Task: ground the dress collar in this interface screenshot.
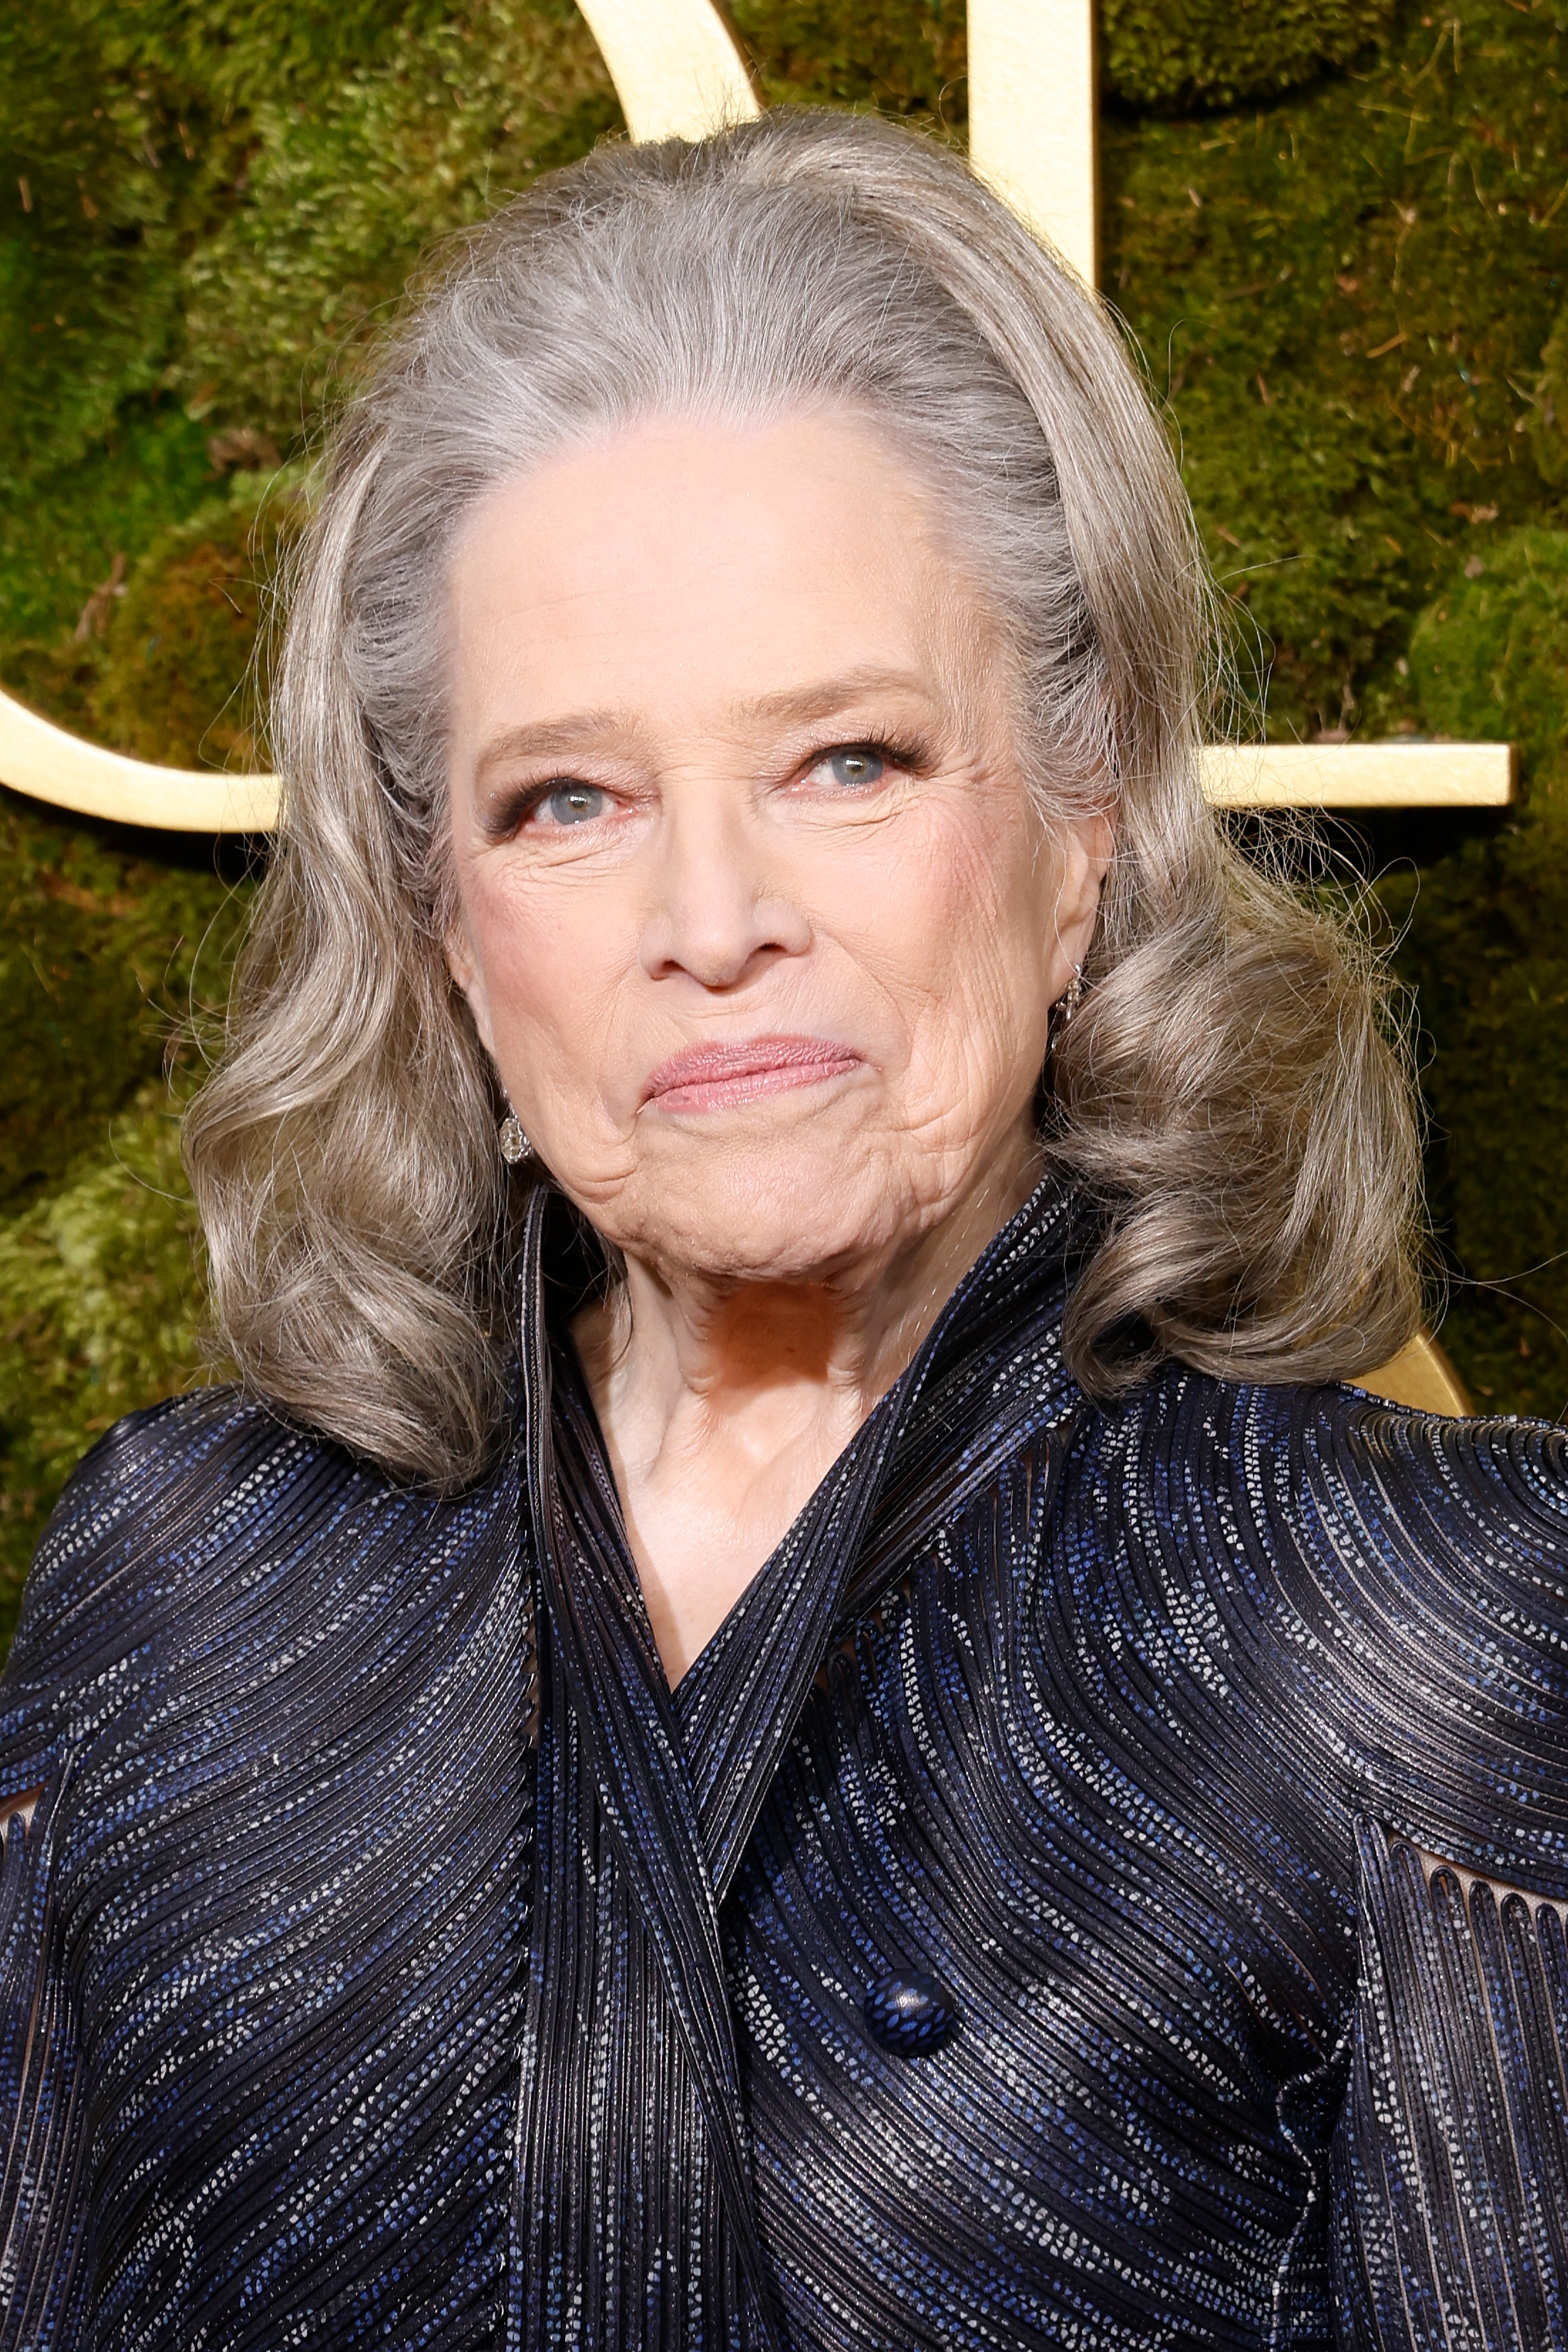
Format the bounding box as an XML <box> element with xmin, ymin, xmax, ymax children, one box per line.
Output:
<box><xmin>525</xmin><ymin>1160</ymin><xmax>1084</xmax><ymax>1849</ymax></box>
<box><xmin>512</xmin><ymin>1167</ymin><xmax>1083</xmax><ymax>2349</ymax></box>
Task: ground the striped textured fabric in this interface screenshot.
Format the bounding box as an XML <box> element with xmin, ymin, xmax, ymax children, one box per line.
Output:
<box><xmin>0</xmin><ymin>1176</ymin><xmax>1565</xmax><ymax>2347</ymax></box>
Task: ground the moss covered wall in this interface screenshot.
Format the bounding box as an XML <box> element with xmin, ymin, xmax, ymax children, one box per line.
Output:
<box><xmin>2</xmin><ymin>0</ymin><xmax>1565</xmax><ymax>1648</ymax></box>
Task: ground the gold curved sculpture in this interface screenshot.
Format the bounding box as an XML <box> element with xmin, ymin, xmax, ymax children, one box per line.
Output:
<box><xmin>0</xmin><ymin>689</ymin><xmax>280</xmax><ymax>832</ymax></box>
<box><xmin>574</xmin><ymin>0</ymin><xmax>758</xmax><ymax>142</ymax></box>
<box><xmin>1352</xmin><ymin>1330</ymin><xmax>1472</xmax><ymax>1417</ymax></box>
<box><xmin>0</xmin><ymin>0</ymin><xmax>1517</xmax><ymax>835</ymax></box>
<box><xmin>967</xmin><ymin>0</ymin><xmax>1096</xmax><ymax>280</ymax></box>
<box><xmin>0</xmin><ymin>706</ymin><xmax>1516</xmax><ymax>840</ymax></box>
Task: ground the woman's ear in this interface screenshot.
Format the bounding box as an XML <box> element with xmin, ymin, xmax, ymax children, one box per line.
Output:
<box><xmin>445</xmin><ymin>922</ymin><xmax>498</xmax><ymax>1056</ymax></box>
<box><xmin>1053</xmin><ymin>807</ymin><xmax>1115</xmax><ymax>975</ymax></box>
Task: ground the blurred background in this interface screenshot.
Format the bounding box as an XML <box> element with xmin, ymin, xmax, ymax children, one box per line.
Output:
<box><xmin>2</xmin><ymin>0</ymin><xmax>1566</xmax><ymax>1645</ymax></box>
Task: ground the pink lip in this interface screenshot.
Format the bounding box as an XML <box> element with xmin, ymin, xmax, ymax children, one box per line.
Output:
<box><xmin>641</xmin><ymin>1034</ymin><xmax>862</xmax><ymax>1114</ymax></box>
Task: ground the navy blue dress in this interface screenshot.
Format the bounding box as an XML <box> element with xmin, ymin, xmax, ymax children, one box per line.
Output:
<box><xmin>0</xmin><ymin>1179</ymin><xmax>1564</xmax><ymax>2348</ymax></box>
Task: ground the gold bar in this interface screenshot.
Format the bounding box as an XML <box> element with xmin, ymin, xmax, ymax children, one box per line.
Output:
<box><xmin>0</xmin><ymin>681</ymin><xmax>1520</xmax><ymax>837</ymax></box>
<box><xmin>967</xmin><ymin>0</ymin><xmax>1098</xmax><ymax>282</ymax></box>
<box><xmin>574</xmin><ymin>0</ymin><xmax>758</xmax><ymax>145</ymax></box>
<box><xmin>1201</xmin><ymin>742</ymin><xmax>1517</xmax><ymax>810</ymax></box>
<box><xmin>0</xmin><ymin>687</ymin><xmax>279</xmax><ymax>833</ymax></box>
<box><xmin>1350</xmin><ymin>1330</ymin><xmax>1473</xmax><ymax>1417</ymax></box>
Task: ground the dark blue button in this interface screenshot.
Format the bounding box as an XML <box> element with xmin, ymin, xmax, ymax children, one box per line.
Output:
<box><xmin>863</xmin><ymin>1969</ymin><xmax>959</xmax><ymax>2055</ymax></box>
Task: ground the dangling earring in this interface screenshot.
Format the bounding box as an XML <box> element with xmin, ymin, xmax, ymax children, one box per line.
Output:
<box><xmin>1058</xmin><ymin>963</ymin><xmax>1084</xmax><ymax>1024</ymax></box>
<box><xmin>498</xmin><ymin>1110</ymin><xmax>533</xmax><ymax>1165</ymax></box>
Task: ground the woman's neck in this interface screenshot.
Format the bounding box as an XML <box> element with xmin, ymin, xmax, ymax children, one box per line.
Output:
<box><xmin>572</xmin><ymin>1137</ymin><xmax>1041</xmax><ymax>1686</ymax></box>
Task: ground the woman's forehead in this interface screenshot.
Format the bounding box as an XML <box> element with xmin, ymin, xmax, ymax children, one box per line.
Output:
<box><xmin>445</xmin><ymin>414</ymin><xmax>984</xmax><ymax>745</ymax></box>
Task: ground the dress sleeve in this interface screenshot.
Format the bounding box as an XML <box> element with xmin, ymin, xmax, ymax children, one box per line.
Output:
<box><xmin>0</xmin><ymin>1783</ymin><xmax>91</xmax><ymax>2346</ymax></box>
<box><xmin>1312</xmin><ymin>1409</ymin><xmax>1568</xmax><ymax>2348</ymax></box>
<box><xmin>0</xmin><ymin>1392</ymin><xmax>256</xmax><ymax>2348</ymax></box>
<box><xmin>1332</xmin><ymin>1820</ymin><xmax>1568</xmax><ymax>2348</ymax></box>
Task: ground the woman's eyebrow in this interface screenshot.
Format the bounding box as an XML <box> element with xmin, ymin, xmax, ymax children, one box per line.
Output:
<box><xmin>734</xmin><ymin>667</ymin><xmax>935</xmax><ymax>730</ymax></box>
<box><xmin>472</xmin><ymin>671</ymin><xmax>936</xmax><ymax>785</ymax></box>
<box><xmin>473</xmin><ymin>712</ymin><xmax>625</xmax><ymax>782</ymax></box>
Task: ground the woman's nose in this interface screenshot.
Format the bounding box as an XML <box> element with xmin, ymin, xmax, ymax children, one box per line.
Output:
<box><xmin>636</xmin><ymin>791</ymin><xmax>811</xmax><ymax>989</ymax></box>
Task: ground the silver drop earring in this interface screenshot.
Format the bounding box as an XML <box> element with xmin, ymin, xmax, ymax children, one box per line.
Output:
<box><xmin>498</xmin><ymin>1111</ymin><xmax>533</xmax><ymax>1165</ymax></box>
<box><xmin>1059</xmin><ymin>963</ymin><xmax>1084</xmax><ymax>1024</ymax></box>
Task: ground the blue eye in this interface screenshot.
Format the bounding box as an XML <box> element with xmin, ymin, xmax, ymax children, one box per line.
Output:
<box><xmin>547</xmin><ymin>783</ymin><xmax>604</xmax><ymax>825</ymax></box>
<box><xmin>828</xmin><ymin>747</ymin><xmax>885</xmax><ymax>789</ymax></box>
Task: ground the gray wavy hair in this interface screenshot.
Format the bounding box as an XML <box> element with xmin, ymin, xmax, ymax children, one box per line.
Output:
<box><xmin>184</xmin><ymin>107</ymin><xmax>1421</xmax><ymax>1486</ymax></box>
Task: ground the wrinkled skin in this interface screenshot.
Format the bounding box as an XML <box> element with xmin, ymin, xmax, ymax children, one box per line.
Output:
<box><xmin>446</xmin><ymin>414</ymin><xmax>1108</xmax><ymax>1676</ymax></box>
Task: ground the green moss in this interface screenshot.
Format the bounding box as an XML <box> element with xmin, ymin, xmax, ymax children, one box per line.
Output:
<box><xmin>0</xmin><ymin>789</ymin><xmax>246</xmax><ymax>1212</ymax></box>
<box><xmin>1376</xmin><ymin>532</ymin><xmax>1568</xmax><ymax>1410</ymax></box>
<box><xmin>1528</xmin><ymin>293</ymin><xmax>1568</xmax><ymax>486</ymax></box>
<box><xmin>728</xmin><ymin>1</ymin><xmax>966</xmax><ymax>124</ymax></box>
<box><xmin>1103</xmin><ymin>0</ymin><xmax>1568</xmax><ymax>746</ymax></box>
<box><xmin>1096</xmin><ymin>0</ymin><xmax>1568</xmax><ymax>1417</ymax></box>
<box><xmin>0</xmin><ymin>1</ymin><xmax>618</xmax><ymax>634</ymax></box>
<box><xmin>0</xmin><ymin>407</ymin><xmax>216</xmax><ymax>648</ymax></box>
<box><xmin>177</xmin><ymin>1</ymin><xmax>621</xmax><ymax>435</ymax></box>
<box><xmin>1100</xmin><ymin>0</ymin><xmax>1395</xmax><ymax>112</ymax></box>
<box><xmin>91</xmin><ymin>473</ymin><xmax>307</xmax><ymax>768</ymax></box>
<box><xmin>0</xmin><ymin>1087</ymin><xmax>212</xmax><ymax>1649</ymax></box>
<box><xmin>1387</xmin><ymin>797</ymin><xmax>1568</xmax><ymax>1414</ymax></box>
<box><xmin>1409</xmin><ymin>525</ymin><xmax>1568</xmax><ymax>765</ymax></box>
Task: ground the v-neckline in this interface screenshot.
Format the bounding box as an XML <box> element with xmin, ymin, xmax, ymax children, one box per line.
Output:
<box><xmin>668</xmin><ymin>1527</ymin><xmax>788</xmax><ymax>1731</ymax></box>
<box><xmin>537</xmin><ymin>1167</ymin><xmax>1086</xmax><ymax>1879</ymax></box>
<box><xmin>549</xmin><ymin>1323</ymin><xmax>800</xmax><ymax>1684</ymax></box>
<box><xmin>549</xmin><ymin>1318</ymin><xmax>904</xmax><ymax>1844</ymax></box>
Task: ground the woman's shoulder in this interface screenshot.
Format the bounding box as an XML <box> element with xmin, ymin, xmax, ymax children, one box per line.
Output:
<box><xmin>1291</xmin><ymin>1375</ymin><xmax>1568</xmax><ymax>1556</ymax></box>
<box><xmin>1070</xmin><ymin>1360</ymin><xmax>1568</xmax><ymax>1642</ymax></box>
<box><xmin>0</xmin><ymin>1387</ymin><xmax>520</xmax><ymax>1763</ymax></box>
<box><xmin>10</xmin><ymin>1386</ymin><xmax>293</xmax><ymax>1635</ymax></box>
<box><xmin>1206</xmin><ymin>1368</ymin><xmax>1567</xmax><ymax>1586</ymax></box>
<box><xmin>1057</xmin><ymin>1366</ymin><xmax>1568</xmax><ymax>1882</ymax></box>
<box><xmin>1071</xmin><ymin>1357</ymin><xmax>1568</xmax><ymax>1559</ymax></box>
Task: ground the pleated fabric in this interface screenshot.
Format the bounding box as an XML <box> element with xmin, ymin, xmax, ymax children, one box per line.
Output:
<box><xmin>1335</xmin><ymin>1824</ymin><xmax>1568</xmax><ymax>2345</ymax></box>
<box><xmin>514</xmin><ymin>1179</ymin><xmax>1083</xmax><ymax>2352</ymax></box>
<box><xmin>0</xmin><ymin>1175</ymin><xmax>1564</xmax><ymax>2348</ymax></box>
<box><xmin>0</xmin><ymin>1400</ymin><xmax>535</xmax><ymax>2347</ymax></box>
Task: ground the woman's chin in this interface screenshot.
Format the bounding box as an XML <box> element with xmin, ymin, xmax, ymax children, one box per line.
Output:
<box><xmin>599</xmin><ymin>1143</ymin><xmax>932</xmax><ymax>1288</ymax></box>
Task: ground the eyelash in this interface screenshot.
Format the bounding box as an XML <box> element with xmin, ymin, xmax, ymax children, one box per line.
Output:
<box><xmin>490</xmin><ymin>778</ymin><xmax>594</xmax><ymax>836</ymax></box>
<box><xmin>804</xmin><ymin>734</ymin><xmax>927</xmax><ymax>784</ymax></box>
<box><xmin>497</xmin><ymin>733</ymin><xmax>929</xmax><ymax>836</ymax></box>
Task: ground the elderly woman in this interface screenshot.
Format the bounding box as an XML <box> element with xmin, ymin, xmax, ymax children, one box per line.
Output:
<box><xmin>0</xmin><ymin>110</ymin><xmax>1563</xmax><ymax>2352</ymax></box>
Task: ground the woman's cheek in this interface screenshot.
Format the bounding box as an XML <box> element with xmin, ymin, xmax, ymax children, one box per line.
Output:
<box><xmin>479</xmin><ymin>867</ymin><xmax>619</xmax><ymax>1014</ymax></box>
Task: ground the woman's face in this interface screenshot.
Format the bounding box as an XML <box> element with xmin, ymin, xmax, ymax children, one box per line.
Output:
<box><xmin>444</xmin><ymin>412</ymin><xmax>1107</xmax><ymax>1289</ymax></box>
